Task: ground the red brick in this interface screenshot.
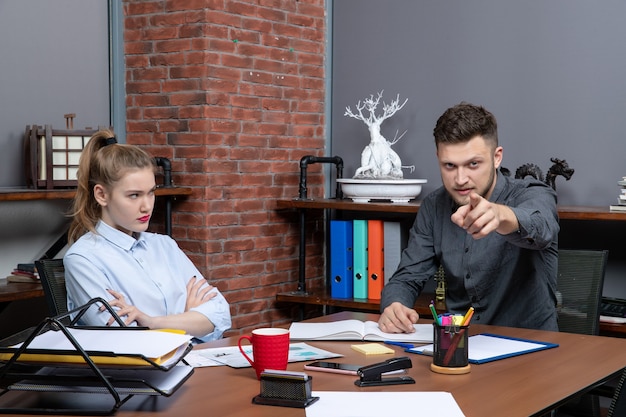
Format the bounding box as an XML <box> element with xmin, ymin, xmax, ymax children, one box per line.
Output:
<box><xmin>123</xmin><ymin>0</ymin><xmax>326</xmax><ymax>333</ymax></box>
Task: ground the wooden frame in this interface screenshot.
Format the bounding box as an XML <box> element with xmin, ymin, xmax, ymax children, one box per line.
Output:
<box><xmin>24</xmin><ymin>125</ymin><xmax>103</xmax><ymax>189</ymax></box>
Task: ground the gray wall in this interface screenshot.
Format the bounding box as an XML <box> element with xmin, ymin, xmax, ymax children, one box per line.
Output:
<box><xmin>0</xmin><ymin>0</ymin><xmax>110</xmax><ymax>278</ymax></box>
<box><xmin>0</xmin><ymin>0</ymin><xmax>110</xmax><ymax>188</ymax></box>
<box><xmin>331</xmin><ymin>0</ymin><xmax>626</xmax><ymax>207</ymax></box>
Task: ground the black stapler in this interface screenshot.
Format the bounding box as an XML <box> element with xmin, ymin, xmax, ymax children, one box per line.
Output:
<box><xmin>354</xmin><ymin>356</ymin><xmax>416</xmax><ymax>387</ymax></box>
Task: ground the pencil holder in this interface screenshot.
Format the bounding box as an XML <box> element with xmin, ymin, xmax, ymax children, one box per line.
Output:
<box><xmin>431</xmin><ymin>322</ymin><xmax>471</xmax><ymax>375</ymax></box>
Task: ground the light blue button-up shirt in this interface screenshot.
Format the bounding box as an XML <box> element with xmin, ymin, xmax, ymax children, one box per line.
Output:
<box><xmin>64</xmin><ymin>221</ymin><xmax>231</xmax><ymax>341</ymax></box>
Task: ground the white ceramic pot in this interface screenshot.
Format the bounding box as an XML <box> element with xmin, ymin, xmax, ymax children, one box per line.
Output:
<box><xmin>336</xmin><ymin>178</ymin><xmax>427</xmax><ymax>203</ymax></box>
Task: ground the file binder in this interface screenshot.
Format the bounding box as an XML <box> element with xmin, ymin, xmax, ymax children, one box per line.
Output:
<box><xmin>330</xmin><ymin>220</ymin><xmax>353</xmax><ymax>298</ymax></box>
<box><xmin>367</xmin><ymin>219</ymin><xmax>384</xmax><ymax>300</ymax></box>
<box><xmin>383</xmin><ymin>221</ymin><xmax>404</xmax><ymax>285</ymax></box>
<box><xmin>352</xmin><ymin>219</ymin><xmax>368</xmax><ymax>299</ymax></box>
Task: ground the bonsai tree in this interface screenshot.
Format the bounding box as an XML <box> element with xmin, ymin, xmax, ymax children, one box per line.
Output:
<box><xmin>344</xmin><ymin>91</ymin><xmax>414</xmax><ymax>179</ymax></box>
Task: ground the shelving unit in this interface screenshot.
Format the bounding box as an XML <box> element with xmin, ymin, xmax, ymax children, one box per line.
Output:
<box><xmin>0</xmin><ymin>186</ymin><xmax>192</xmax><ymax>202</ymax></box>
<box><xmin>0</xmin><ymin>186</ymin><xmax>193</xmax><ymax>258</ymax></box>
<box><xmin>275</xmin><ymin>198</ymin><xmax>626</xmax><ymax>333</ymax></box>
<box><xmin>276</xmin><ymin>198</ymin><xmax>626</xmax><ymax>221</ymax></box>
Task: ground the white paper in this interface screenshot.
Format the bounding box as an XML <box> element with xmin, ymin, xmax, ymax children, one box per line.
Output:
<box><xmin>409</xmin><ymin>333</ymin><xmax>554</xmax><ymax>363</ymax></box>
<box><xmin>306</xmin><ymin>391</ymin><xmax>465</xmax><ymax>417</ymax></box>
<box><xmin>14</xmin><ymin>329</ymin><xmax>192</xmax><ymax>359</ymax></box>
<box><xmin>188</xmin><ymin>342</ymin><xmax>342</xmax><ymax>368</ymax></box>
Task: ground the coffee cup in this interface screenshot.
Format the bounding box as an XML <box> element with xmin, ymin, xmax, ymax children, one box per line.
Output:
<box><xmin>238</xmin><ymin>328</ymin><xmax>290</xmax><ymax>379</ymax></box>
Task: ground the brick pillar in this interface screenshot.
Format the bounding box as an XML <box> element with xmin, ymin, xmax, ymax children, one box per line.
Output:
<box><xmin>123</xmin><ymin>1</ymin><xmax>327</xmax><ymax>334</ymax></box>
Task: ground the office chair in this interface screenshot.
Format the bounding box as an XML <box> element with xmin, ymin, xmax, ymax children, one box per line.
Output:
<box><xmin>554</xmin><ymin>249</ymin><xmax>609</xmax><ymax>417</ymax></box>
<box><xmin>556</xmin><ymin>249</ymin><xmax>608</xmax><ymax>336</ymax></box>
<box><xmin>34</xmin><ymin>258</ymin><xmax>68</xmax><ymax>318</ymax></box>
<box><xmin>607</xmin><ymin>368</ymin><xmax>626</xmax><ymax>417</ymax></box>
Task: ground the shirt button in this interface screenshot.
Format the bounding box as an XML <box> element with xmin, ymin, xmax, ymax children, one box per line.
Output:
<box><xmin>465</xmin><ymin>273</ymin><xmax>470</xmax><ymax>279</ymax></box>
<box><xmin>464</xmin><ymin>247</ymin><xmax>469</xmax><ymax>253</ymax></box>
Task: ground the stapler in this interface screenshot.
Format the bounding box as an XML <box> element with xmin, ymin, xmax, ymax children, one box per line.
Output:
<box><xmin>354</xmin><ymin>356</ymin><xmax>415</xmax><ymax>387</ymax></box>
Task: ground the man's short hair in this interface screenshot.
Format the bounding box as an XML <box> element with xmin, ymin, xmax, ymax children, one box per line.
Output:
<box><xmin>433</xmin><ymin>102</ymin><xmax>498</xmax><ymax>148</ymax></box>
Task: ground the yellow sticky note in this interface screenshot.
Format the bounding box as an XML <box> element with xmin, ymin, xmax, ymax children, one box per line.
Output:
<box><xmin>350</xmin><ymin>343</ymin><xmax>394</xmax><ymax>355</ymax></box>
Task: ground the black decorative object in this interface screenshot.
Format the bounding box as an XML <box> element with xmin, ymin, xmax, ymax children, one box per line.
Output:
<box><xmin>502</xmin><ymin>157</ymin><xmax>574</xmax><ymax>190</ymax></box>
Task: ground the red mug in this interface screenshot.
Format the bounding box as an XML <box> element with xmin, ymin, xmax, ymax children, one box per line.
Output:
<box><xmin>238</xmin><ymin>328</ymin><xmax>290</xmax><ymax>379</ymax></box>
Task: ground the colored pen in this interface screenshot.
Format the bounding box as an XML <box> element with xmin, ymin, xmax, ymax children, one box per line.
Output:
<box><xmin>462</xmin><ymin>307</ymin><xmax>475</xmax><ymax>325</ymax></box>
<box><xmin>384</xmin><ymin>341</ymin><xmax>415</xmax><ymax>349</ymax></box>
<box><xmin>429</xmin><ymin>301</ymin><xmax>440</xmax><ymax>325</ymax></box>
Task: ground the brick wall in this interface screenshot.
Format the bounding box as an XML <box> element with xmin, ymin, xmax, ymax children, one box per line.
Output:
<box><xmin>123</xmin><ymin>0</ymin><xmax>327</xmax><ymax>336</ymax></box>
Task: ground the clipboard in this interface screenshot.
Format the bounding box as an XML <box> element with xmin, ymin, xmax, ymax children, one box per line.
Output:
<box><xmin>407</xmin><ymin>333</ymin><xmax>559</xmax><ymax>364</ymax></box>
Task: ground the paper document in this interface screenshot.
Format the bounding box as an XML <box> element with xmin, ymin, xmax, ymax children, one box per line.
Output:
<box><xmin>306</xmin><ymin>391</ymin><xmax>465</xmax><ymax>417</ymax></box>
<box><xmin>188</xmin><ymin>342</ymin><xmax>341</xmax><ymax>368</ymax></box>
<box><xmin>9</xmin><ymin>363</ymin><xmax>194</xmax><ymax>396</ymax></box>
<box><xmin>8</xmin><ymin>328</ymin><xmax>192</xmax><ymax>365</ymax></box>
<box><xmin>408</xmin><ymin>333</ymin><xmax>558</xmax><ymax>364</ymax></box>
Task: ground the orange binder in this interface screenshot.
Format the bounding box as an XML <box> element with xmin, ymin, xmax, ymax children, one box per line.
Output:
<box><xmin>367</xmin><ymin>219</ymin><xmax>384</xmax><ymax>299</ymax></box>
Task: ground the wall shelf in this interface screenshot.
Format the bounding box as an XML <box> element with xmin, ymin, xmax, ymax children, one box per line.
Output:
<box><xmin>276</xmin><ymin>198</ymin><xmax>626</xmax><ymax>221</ymax></box>
<box><xmin>275</xmin><ymin>198</ymin><xmax>626</xmax><ymax>336</ymax></box>
<box><xmin>0</xmin><ymin>186</ymin><xmax>193</xmax><ymax>202</ymax></box>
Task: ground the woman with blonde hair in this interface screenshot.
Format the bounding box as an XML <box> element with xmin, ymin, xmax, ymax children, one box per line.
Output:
<box><xmin>64</xmin><ymin>129</ymin><xmax>231</xmax><ymax>341</ymax></box>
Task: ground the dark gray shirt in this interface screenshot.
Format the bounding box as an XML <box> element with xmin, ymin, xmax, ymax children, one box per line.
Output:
<box><xmin>380</xmin><ymin>170</ymin><xmax>560</xmax><ymax>330</ymax></box>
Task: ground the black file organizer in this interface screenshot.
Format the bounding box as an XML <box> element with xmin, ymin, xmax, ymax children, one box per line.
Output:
<box><xmin>0</xmin><ymin>298</ymin><xmax>194</xmax><ymax>415</ymax></box>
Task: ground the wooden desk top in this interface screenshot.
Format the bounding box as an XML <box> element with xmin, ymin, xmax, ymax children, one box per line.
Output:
<box><xmin>0</xmin><ymin>281</ymin><xmax>43</xmax><ymax>303</ymax></box>
<box><xmin>98</xmin><ymin>311</ymin><xmax>626</xmax><ymax>417</ymax></box>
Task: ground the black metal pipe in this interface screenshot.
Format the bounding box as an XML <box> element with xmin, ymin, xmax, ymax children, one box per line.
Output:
<box><xmin>298</xmin><ymin>155</ymin><xmax>344</xmax><ymax>200</ymax></box>
<box><xmin>154</xmin><ymin>157</ymin><xmax>173</xmax><ymax>236</ymax></box>
<box><xmin>295</xmin><ymin>155</ymin><xmax>344</xmax><ymax>295</ymax></box>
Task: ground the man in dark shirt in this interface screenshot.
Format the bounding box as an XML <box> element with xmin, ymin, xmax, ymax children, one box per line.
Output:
<box><xmin>378</xmin><ymin>102</ymin><xmax>559</xmax><ymax>332</ymax></box>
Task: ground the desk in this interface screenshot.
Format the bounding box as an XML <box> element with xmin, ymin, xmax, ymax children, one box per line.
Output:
<box><xmin>92</xmin><ymin>311</ymin><xmax>626</xmax><ymax>417</ymax></box>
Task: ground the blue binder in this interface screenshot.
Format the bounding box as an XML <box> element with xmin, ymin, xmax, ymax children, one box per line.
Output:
<box><xmin>330</xmin><ymin>220</ymin><xmax>353</xmax><ymax>299</ymax></box>
<box><xmin>352</xmin><ymin>220</ymin><xmax>368</xmax><ymax>299</ymax></box>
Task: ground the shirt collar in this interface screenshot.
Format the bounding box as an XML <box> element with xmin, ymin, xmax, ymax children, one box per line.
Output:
<box><xmin>488</xmin><ymin>168</ymin><xmax>507</xmax><ymax>202</ymax></box>
<box><xmin>95</xmin><ymin>220</ymin><xmax>146</xmax><ymax>251</ymax></box>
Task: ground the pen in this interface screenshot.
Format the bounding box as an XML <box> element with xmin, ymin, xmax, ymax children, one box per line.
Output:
<box><xmin>429</xmin><ymin>301</ymin><xmax>440</xmax><ymax>325</ymax></box>
<box><xmin>462</xmin><ymin>307</ymin><xmax>475</xmax><ymax>325</ymax></box>
<box><xmin>383</xmin><ymin>341</ymin><xmax>415</xmax><ymax>349</ymax></box>
<box><xmin>442</xmin><ymin>308</ymin><xmax>474</xmax><ymax>366</ymax></box>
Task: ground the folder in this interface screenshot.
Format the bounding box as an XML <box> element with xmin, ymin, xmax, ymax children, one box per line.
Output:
<box><xmin>352</xmin><ymin>220</ymin><xmax>368</xmax><ymax>299</ymax></box>
<box><xmin>367</xmin><ymin>219</ymin><xmax>384</xmax><ymax>300</ymax></box>
<box><xmin>383</xmin><ymin>221</ymin><xmax>405</xmax><ymax>285</ymax></box>
<box><xmin>330</xmin><ymin>220</ymin><xmax>353</xmax><ymax>298</ymax></box>
<box><xmin>407</xmin><ymin>333</ymin><xmax>559</xmax><ymax>364</ymax></box>
<box><xmin>0</xmin><ymin>328</ymin><xmax>193</xmax><ymax>368</ymax></box>
<box><xmin>9</xmin><ymin>364</ymin><xmax>195</xmax><ymax>396</ymax></box>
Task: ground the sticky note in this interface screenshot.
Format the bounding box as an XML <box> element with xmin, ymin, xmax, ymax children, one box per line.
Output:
<box><xmin>350</xmin><ymin>343</ymin><xmax>394</xmax><ymax>355</ymax></box>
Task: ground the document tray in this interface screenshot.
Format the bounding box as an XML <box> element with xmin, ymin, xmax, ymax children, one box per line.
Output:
<box><xmin>0</xmin><ymin>299</ymin><xmax>194</xmax><ymax>415</ymax></box>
